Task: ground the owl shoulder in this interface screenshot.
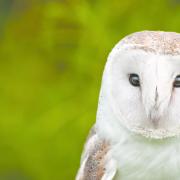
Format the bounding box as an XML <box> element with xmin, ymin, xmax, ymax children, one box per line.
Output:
<box><xmin>76</xmin><ymin>126</ymin><xmax>117</xmax><ymax>180</ymax></box>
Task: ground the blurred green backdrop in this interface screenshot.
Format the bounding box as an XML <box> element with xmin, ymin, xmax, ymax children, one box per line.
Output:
<box><xmin>0</xmin><ymin>0</ymin><xmax>179</xmax><ymax>179</ymax></box>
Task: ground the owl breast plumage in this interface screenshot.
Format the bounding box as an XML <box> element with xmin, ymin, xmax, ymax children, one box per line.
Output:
<box><xmin>76</xmin><ymin>31</ymin><xmax>180</xmax><ymax>180</ymax></box>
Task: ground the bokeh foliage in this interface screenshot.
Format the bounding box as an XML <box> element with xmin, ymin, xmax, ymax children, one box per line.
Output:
<box><xmin>0</xmin><ymin>0</ymin><xmax>179</xmax><ymax>179</ymax></box>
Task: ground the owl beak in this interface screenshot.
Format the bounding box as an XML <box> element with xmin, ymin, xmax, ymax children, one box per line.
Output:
<box><xmin>144</xmin><ymin>87</ymin><xmax>161</xmax><ymax>127</ymax></box>
<box><xmin>148</xmin><ymin>107</ymin><xmax>160</xmax><ymax>128</ymax></box>
<box><xmin>144</xmin><ymin>86</ymin><xmax>170</xmax><ymax>128</ymax></box>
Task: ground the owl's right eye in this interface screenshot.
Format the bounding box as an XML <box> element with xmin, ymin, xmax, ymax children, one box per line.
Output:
<box><xmin>174</xmin><ymin>75</ymin><xmax>180</xmax><ymax>87</ymax></box>
<box><xmin>129</xmin><ymin>74</ymin><xmax>140</xmax><ymax>87</ymax></box>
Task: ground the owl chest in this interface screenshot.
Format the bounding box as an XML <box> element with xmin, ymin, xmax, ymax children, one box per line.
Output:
<box><xmin>111</xmin><ymin>139</ymin><xmax>180</xmax><ymax>180</ymax></box>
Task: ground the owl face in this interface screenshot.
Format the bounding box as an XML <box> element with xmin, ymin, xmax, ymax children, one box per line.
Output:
<box><xmin>104</xmin><ymin>31</ymin><xmax>180</xmax><ymax>138</ymax></box>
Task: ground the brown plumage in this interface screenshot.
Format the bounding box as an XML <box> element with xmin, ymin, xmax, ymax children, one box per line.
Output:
<box><xmin>77</xmin><ymin>127</ymin><xmax>110</xmax><ymax>180</ymax></box>
<box><xmin>118</xmin><ymin>31</ymin><xmax>180</xmax><ymax>55</ymax></box>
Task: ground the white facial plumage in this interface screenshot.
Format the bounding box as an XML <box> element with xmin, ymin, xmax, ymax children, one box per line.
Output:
<box><xmin>96</xmin><ymin>31</ymin><xmax>180</xmax><ymax>139</ymax></box>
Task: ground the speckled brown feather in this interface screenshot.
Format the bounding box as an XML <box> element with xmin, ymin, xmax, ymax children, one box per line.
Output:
<box><xmin>77</xmin><ymin>127</ymin><xmax>110</xmax><ymax>180</ymax></box>
<box><xmin>81</xmin><ymin>140</ymin><xmax>109</xmax><ymax>180</ymax></box>
<box><xmin>118</xmin><ymin>31</ymin><xmax>180</xmax><ymax>55</ymax></box>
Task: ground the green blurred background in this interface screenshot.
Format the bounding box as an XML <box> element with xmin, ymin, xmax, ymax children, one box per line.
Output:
<box><xmin>0</xmin><ymin>0</ymin><xmax>179</xmax><ymax>179</ymax></box>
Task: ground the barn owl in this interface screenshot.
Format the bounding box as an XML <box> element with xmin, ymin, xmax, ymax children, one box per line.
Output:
<box><xmin>76</xmin><ymin>31</ymin><xmax>180</xmax><ymax>180</ymax></box>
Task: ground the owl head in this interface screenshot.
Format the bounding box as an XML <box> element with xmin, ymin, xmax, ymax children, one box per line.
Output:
<box><xmin>97</xmin><ymin>31</ymin><xmax>180</xmax><ymax>139</ymax></box>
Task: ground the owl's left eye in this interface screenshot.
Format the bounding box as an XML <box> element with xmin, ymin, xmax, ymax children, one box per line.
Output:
<box><xmin>129</xmin><ymin>74</ymin><xmax>140</xmax><ymax>87</ymax></box>
<box><xmin>174</xmin><ymin>75</ymin><xmax>180</xmax><ymax>87</ymax></box>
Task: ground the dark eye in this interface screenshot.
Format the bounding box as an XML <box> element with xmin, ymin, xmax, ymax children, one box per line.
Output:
<box><xmin>174</xmin><ymin>75</ymin><xmax>180</xmax><ymax>87</ymax></box>
<box><xmin>129</xmin><ymin>74</ymin><xmax>140</xmax><ymax>87</ymax></box>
